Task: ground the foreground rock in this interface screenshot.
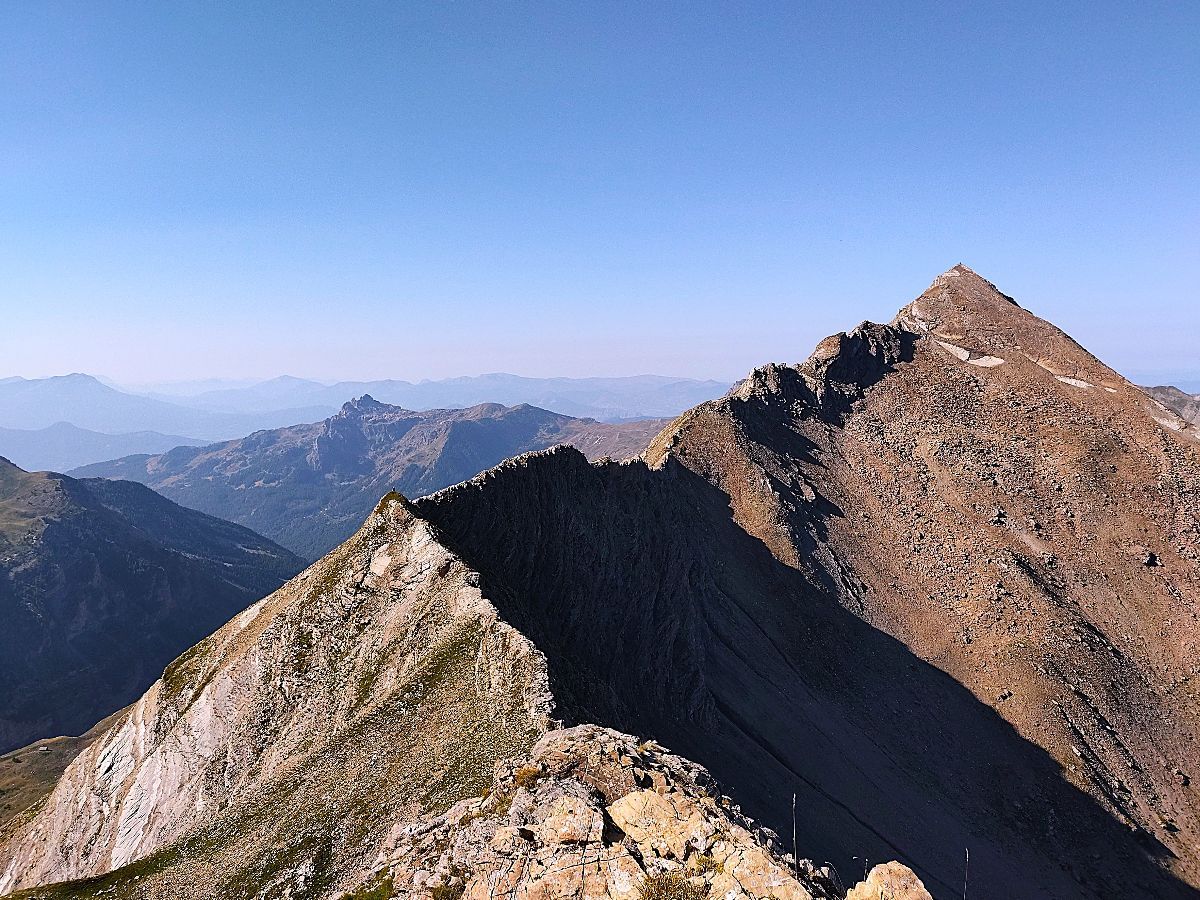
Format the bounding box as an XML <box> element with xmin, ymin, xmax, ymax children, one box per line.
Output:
<box><xmin>844</xmin><ymin>862</ymin><xmax>932</xmax><ymax>900</ymax></box>
<box><xmin>345</xmin><ymin>726</ymin><xmax>841</xmax><ymax>900</ymax></box>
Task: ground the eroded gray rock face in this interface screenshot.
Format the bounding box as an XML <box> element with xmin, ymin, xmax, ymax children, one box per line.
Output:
<box><xmin>0</xmin><ymin>494</ymin><xmax>553</xmax><ymax>896</ymax></box>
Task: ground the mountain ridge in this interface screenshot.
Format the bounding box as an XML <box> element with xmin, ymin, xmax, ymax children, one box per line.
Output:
<box><xmin>0</xmin><ymin>422</ymin><xmax>206</xmax><ymax>473</ymax></box>
<box><xmin>0</xmin><ymin>375</ymin><xmax>330</xmax><ymax>442</ymax></box>
<box><xmin>3</xmin><ymin>266</ymin><xmax>1198</xmax><ymax>899</ymax></box>
<box><xmin>150</xmin><ymin>373</ymin><xmax>730</xmax><ymax>422</ymax></box>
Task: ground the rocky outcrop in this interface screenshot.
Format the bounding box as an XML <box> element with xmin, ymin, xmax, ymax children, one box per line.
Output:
<box><xmin>306</xmin><ymin>395</ymin><xmax>381</xmax><ymax>476</ymax></box>
<box><xmin>72</xmin><ymin>400</ymin><xmax>667</xmax><ymax>560</ymax></box>
<box><xmin>844</xmin><ymin>863</ymin><xmax>932</xmax><ymax>900</ymax></box>
<box><xmin>0</xmin><ymin>458</ymin><xmax>303</xmax><ymax>754</ymax></box>
<box><xmin>346</xmin><ymin>726</ymin><xmax>841</xmax><ymax>900</ymax></box>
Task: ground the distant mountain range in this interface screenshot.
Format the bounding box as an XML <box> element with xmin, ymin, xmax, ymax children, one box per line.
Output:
<box><xmin>0</xmin><ymin>422</ymin><xmax>206</xmax><ymax>473</ymax></box>
<box><xmin>0</xmin><ymin>374</ymin><xmax>330</xmax><ymax>442</ymax></box>
<box><xmin>73</xmin><ymin>397</ymin><xmax>668</xmax><ymax>559</ymax></box>
<box><xmin>143</xmin><ymin>372</ymin><xmax>730</xmax><ymax>421</ymax></box>
<box><xmin>0</xmin><ymin>374</ymin><xmax>727</xmax><ymax>466</ymax></box>
<box><xmin>0</xmin><ymin>457</ymin><xmax>303</xmax><ymax>754</ymax></box>
<box><xmin>1146</xmin><ymin>384</ymin><xmax>1200</xmax><ymax>425</ymax></box>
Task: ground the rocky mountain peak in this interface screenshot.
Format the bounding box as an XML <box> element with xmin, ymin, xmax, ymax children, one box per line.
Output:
<box><xmin>894</xmin><ymin>264</ymin><xmax>1045</xmax><ymax>352</ymax></box>
<box><xmin>337</xmin><ymin>393</ymin><xmax>389</xmax><ymax>416</ymax></box>
<box><xmin>309</xmin><ymin>397</ymin><xmax>384</xmax><ymax>476</ymax></box>
<box><xmin>674</xmin><ymin>264</ymin><xmax>1176</xmax><ymax>461</ymax></box>
<box><xmin>701</xmin><ymin>265</ymin><xmax>1032</xmax><ymax>428</ymax></box>
<box><xmin>6</xmin><ymin>267</ymin><xmax>1198</xmax><ymax>899</ymax></box>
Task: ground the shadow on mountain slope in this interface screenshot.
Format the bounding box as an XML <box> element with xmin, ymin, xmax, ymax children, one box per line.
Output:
<box><xmin>417</xmin><ymin>448</ymin><xmax>1196</xmax><ymax>900</ymax></box>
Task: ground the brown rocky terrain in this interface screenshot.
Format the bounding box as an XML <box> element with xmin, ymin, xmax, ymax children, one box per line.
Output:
<box><xmin>3</xmin><ymin>266</ymin><xmax>1197</xmax><ymax>900</ymax></box>
<box><xmin>72</xmin><ymin>398</ymin><xmax>666</xmax><ymax>560</ymax></box>
<box><xmin>641</xmin><ymin>265</ymin><xmax>1200</xmax><ymax>887</ymax></box>
<box><xmin>1147</xmin><ymin>385</ymin><xmax>1200</xmax><ymax>426</ymax></box>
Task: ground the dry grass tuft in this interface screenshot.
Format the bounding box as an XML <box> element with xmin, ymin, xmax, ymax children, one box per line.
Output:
<box><xmin>639</xmin><ymin>871</ymin><xmax>707</xmax><ymax>900</ymax></box>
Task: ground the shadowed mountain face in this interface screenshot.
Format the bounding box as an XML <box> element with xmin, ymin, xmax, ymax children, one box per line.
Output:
<box><xmin>1147</xmin><ymin>385</ymin><xmax>1200</xmax><ymax>426</ymax></box>
<box><xmin>0</xmin><ymin>458</ymin><xmax>304</xmax><ymax>754</ymax></box>
<box><xmin>414</xmin><ymin>267</ymin><xmax>1200</xmax><ymax>898</ymax></box>
<box><xmin>3</xmin><ymin>268</ymin><xmax>1198</xmax><ymax>900</ymax></box>
<box><xmin>72</xmin><ymin>399</ymin><xmax>667</xmax><ymax>560</ymax></box>
<box><xmin>416</xmin><ymin>451</ymin><xmax>1193</xmax><ymax>900</ymax></box>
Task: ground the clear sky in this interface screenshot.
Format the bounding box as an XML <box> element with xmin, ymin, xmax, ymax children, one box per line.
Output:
<box><xmin>2</xmin><ymin>2</ymin><xmax>1197</xmax><ymax>385</ymax></box>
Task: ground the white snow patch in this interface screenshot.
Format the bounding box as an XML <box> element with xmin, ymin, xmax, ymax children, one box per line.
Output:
<box><xmin>1056</xmin><ymin>376</ymin><xmax>1093</xmax><ymax>389</ymax></box>
<box><xmin>967</xmin><ymin>355</ymin><xmax>1005</xmax><ymax>368</ymax></box>
<box><xmin>936</xmin><ymin>340</ymin><xmax>970</xmax><ymax>362</ymax></box>
<box><xmin>937</xmin><ymin>340</ymin><xmax>1004</xmax><ymax>368</ymax></box>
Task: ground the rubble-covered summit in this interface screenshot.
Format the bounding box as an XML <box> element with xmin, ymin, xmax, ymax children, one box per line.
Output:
<box><xmin>345</xmin><ymin>726</ymin><xmax>884</xmax><ymax>900</ymax></box>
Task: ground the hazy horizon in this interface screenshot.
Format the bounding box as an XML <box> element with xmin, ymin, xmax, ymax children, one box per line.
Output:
<box><xmin>7</xmin><ymin>306</ymin><xmax>1200</xmax><ymax>393</ymax></box>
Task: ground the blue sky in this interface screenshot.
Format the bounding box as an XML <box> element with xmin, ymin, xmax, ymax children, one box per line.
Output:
<box><xmin>1</xmin><ymin>2</ymin><xmax>1197</xmax><ymax>385</ymax></box>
